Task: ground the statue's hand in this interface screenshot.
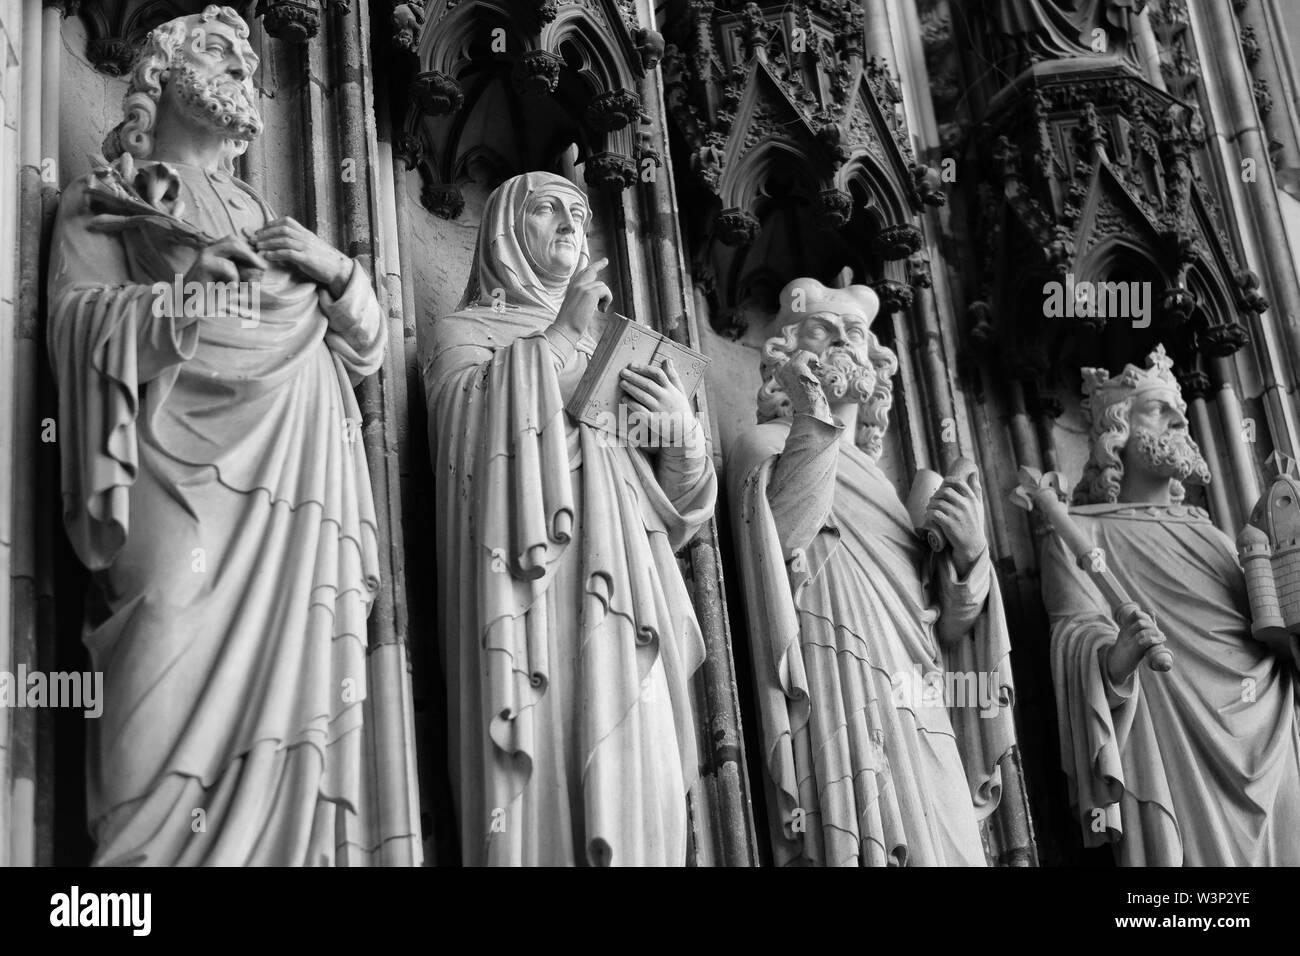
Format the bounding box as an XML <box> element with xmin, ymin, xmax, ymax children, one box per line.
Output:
<box><xmin>187</xmin><ymin>234</ymin><xmax>269</xmax><ymax>284</ymax></box>
<box><xmin>619</xmin><ymin>358</ymin><xmax>697</xmax><ymax>449</ymax></box>
<box><xmin>251</xmin><ymin>217</ymin><xmax>353</xmax><ymax>297</ymax></box>
<box><xmin>184</xmin><ymin>235</ymin><xmax>270</xmax><ymax>323</ymax></box>
<box><xmin>775</xmin><ymin>350</ymin><xmax>828</xmax><ymax>417</ymax></box>
<box><xmin>554</xmin><ymin>257</ymin><xmax>612</xmax><ymax>339</ymax></box>
<box><xmin>1106</xmin><ymin>608</ymin><xmax>1165</xmax><ymax>685</ymax></box>
<box><xmin>924</xmin><ymin>472</ymin><xmax>987</xmax><ymax>576</ymax></box>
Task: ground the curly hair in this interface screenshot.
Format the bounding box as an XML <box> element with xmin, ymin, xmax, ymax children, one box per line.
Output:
<box><xmin>1072</xmin><ymin>396</ymin><xmax>1187</xmax><ymax>505</ymax></box>
<box><xmin>858</xmin><ymin>342</ymin><xmax>898</xmax><ymax>460</ymax></box>
<box><xmin>757</xmin><ymin>321</ymin><xmax>899</xmax><ymax>461</ymax></box>
<box><xmin>756</xmin><ymin>322</ymin><xmax>802</xmax><ymax>423</ymax></box>
<box><xmin>102</xmin><ymin>6</ymin><xmax>254</xmax><ymax>174</ymax></box>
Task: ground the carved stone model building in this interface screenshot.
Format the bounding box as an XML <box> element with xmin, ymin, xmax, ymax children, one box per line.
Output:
<box><xmin>2</xmin><ymin>0</ymin><xmax>1299</xmax><ymax>866</ymax></box>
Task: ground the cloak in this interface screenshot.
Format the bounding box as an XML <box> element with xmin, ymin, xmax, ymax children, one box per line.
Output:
<box><xmin>729</xmin><ymin>417</ymin><xmax>1017</xmax><ymax>866</ymax></box>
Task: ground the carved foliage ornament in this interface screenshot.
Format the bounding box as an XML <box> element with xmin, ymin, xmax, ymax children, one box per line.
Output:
<box><xmin>873</xmin><ymin>222</ymin><xmax>924</xmax><ymax>261</ymax></box>
<box><xmin>1197</xmin><ymin>322</ymin><xmax>1250</xmax><ymax>357</ymax></box>
<box><xmin>394</xmin><ymin>131</ymin><xmax>423</xmax><ymax>169</ymax></box>
<box><xmin>716</xmin><ymin>208</ymin><xmax>761</xmax><ymax>247</ymax></box>
<box><xmin>586</xmin><ymin>90</ymin><xmax>644</xmax><ymax>133</ymax></box>
<box><xmin>584</xmin><ymin>152</ymin><xmax>638</xmax><ymax>191</ymax></box>
<box><xmin>90</xmin><ymin>37</ymin><xmax>138</xmax><ymax>76</ymax></box>
<box><xmin>256</xmin><ymin>0</ymin><xmax>351</xmax><ymax>43</ymax></box>
<box><xmin>872</xmin><ymin>278</ymin><xmax>913</xmax><ymax>314</ymax></box>
<box><xmin>816</xmin><ymin>188</ymin><xmax>852</xmax><ymax>229</ymax></box>
<box><xmin>513</xmin><ymin>50</ymin><xmax>563</xmax><ymax>96</ymax></box>
<box><xmin>392</xmin><ymin>1</ymin><xmax>425</xmax><ymax>53</ymax></box>
<box><xmin>422</xmin><ymin>182</ymin><xmax>466</xmax><ymax>219</ymax></box>
<box><xmin>634</xmin><ymin>27</ymin><xmax>666</xmax><ymax>71</ymax></box>
<box><xmin>412</xmin><ymin>71</ymin><xmax>465</xmax><ymax>116</ymax></box>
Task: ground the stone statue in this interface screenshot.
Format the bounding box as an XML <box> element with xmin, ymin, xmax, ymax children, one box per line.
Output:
<box><xmin>728</xmin><ymin>278</ymin><xmax>1017</xmax><ymax>866</ymax></box>
<box><xmin>1034</xmin><ymin>345</ymin><xmax>1300</xmax><ymax>865</ymax></box>
<box><xmin>424</xmin><ymin>172</ymin><xmax>716</xmax><ymax>866</ymax></box>
<box><xmin>47</xmin><ymin>7</ymin><xmax>411</xmax><ymax>864</ymax></box>
<box><xmin>989</xmin><ymin>0</ymin><xmax>1146</xmax><ymax>61</ymax></box>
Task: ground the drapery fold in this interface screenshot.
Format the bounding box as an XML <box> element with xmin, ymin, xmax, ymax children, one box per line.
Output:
<box><xmin>729</xmin><ymin>420</ymin><xmax>1015</xmax><ymax>866</ymax></box>
<box><xmin>1041</xmin><ymin>504</ymin><xmax>1300</xmax><ymax>865</ymax></box>
<box><xmin>429</xmin><ymin>305</ymin><xmax>714</xmax><ymax>866</ymax></box>
<box><xmin>48</xmin><ymin>165</ymin><xmax>414</xmax><ymax>865</ymax></box>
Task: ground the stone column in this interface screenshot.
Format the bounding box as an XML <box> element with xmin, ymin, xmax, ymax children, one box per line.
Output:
<box><xmin>10</xmin><ymin>0</ymin><xmax>63</xmax><ymax>868</ymax></box>
<box><xmin>1180</xmin><ymin>370</ymin><xmax>1235</xmax><ymax>533</ymax></box>
<box><xmin>907</xmin><ymin>261</ymin><xmax>1037</xmax><ymax>865</ymax></box>
<box><xmin>0</xmin><ymin>0</ymin><xmax>21</xmax><ymax>872</ymax></box>
<box><xmin>1239</xmin><ymin>0</ymin><xmax>1300</xmax><ymax>175</ymax></box>
<box><xmin>1210</xmin><ymin>355</ymin><xmax>1260</xmax><ymax>517</ymax></box>
<box><xmin>862</xmin><ymin>0</ymin><xmax>893</xmax><ymax>65</ymax></box>
<box><xmin>638</xmin><ymin>0</ymin><xmax>758</xmax><ymax>866</ymax></box>
<box><xmin>321</xmin><ymin>0</ymin><xmax>423</xmax><ymax>866</ymax></box>
<box><xmin>1192</xmin><ymin>0</ymin><xmax>1300</xmax><ymax>457</ymax></box>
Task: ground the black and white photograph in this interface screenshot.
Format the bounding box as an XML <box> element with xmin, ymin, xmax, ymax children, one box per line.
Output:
<box><xmin>0</xmin><ymin>0</ymin><xmax>1295</xmax><ymax>939</ymax></box>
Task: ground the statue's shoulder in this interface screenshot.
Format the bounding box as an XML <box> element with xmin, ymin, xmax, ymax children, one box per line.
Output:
<box><xmin>727</xmin><ymin>419</ymin><xmax>789</xmax><ymax>476</ymax></box>
<box><xmin>56</xmin><ymin>171</ymin><xmax>97</xmax><ymax>211</ymax></box>
<box><xmin>1068</xmin><ymin>502</ymin><xmax>1220</xmax><ymax>548</ymax></box>
<box><xmin>1071</xmin><ymin>502</ymin><xmax>1212</xmax><ymax>520</ymax></box>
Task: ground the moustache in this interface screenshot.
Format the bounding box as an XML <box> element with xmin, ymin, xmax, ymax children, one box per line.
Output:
<box><xmin>815</xmin><ymin>346</ymin><xmax>876</xmax><ymax>403</ymax></box>
<box><xmin>173</xmin><ymin>65</ymin><xmax>262</xmax><ymax>141</ymax></box>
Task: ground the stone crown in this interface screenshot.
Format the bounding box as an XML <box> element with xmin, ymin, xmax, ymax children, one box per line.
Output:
<box><xmin>1080</xmin><ymin>344</ymin><xmax>1185</xmax><ymax>425</ymax></box>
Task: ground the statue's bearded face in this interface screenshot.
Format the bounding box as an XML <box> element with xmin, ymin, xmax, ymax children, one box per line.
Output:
<box><xmin>168</xmin><ymin>19</ymin><xmax>262</xmax><ymax>142</ymax></box>
<box><xmin>1124</xmin><ymin>388</ymin><xmax>1212</xmax><ymax>486</ymax></box>
<box><xmin>521</xmin><ymin>190</ymin><xmax>588</xmax><ymax>281</ymax></box>
<box><xmin>794</xmin><ymin>311</ymin><xmax>877</xmax><ymax>404</ymax></box>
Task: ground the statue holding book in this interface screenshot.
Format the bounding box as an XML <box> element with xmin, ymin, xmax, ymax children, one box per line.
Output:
<box><xmin>423</xmin><ymin>171</ymin><xmax>716</xmax><ymax>866</ymax></box>
<box><xmin>727</xmin><ymin>277</ymin><xmax>1018</xmax><ymax>866</ymax></box>
<box><xmin>1027</xmin><ymin>345</ymin><xmax>1300</xmax><ymax>865</ymax></box>
<box><xmin>47</xmin><ymin>6</ymin><xmax>416</xmax><ymax>864</ymax></box>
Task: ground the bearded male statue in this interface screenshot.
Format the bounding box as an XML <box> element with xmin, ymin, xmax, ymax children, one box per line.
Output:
<box><xmin>1040</xmin><ymin>345</ymin><xmax>1300</xmax><ymax>865</ymax></box>
<box><xmin>47</xmin><ymin>7</ymin><xmax>418</xmax><ymax>865</ymax></box>
<box><xmin>424</xmin><ymin>172</ymin><xmax>716</xmax><ymax>866</ymax></box>
<box><xmin>728</xmin><ymin>278</ymin><xmax>1018</xmax><ymax>867</ymax></box>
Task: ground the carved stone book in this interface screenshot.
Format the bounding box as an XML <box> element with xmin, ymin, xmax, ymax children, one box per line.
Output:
<box><xmin>566</xmin><ymin>313</ymin><xmax>710</xmax><ymax>432</ymax></box>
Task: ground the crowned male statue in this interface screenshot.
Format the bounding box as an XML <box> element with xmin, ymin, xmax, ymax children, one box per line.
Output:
<box><xmin>1040</xmin><ymin>345</ymin><xmax>1300</xmax><ymax>865</ymax></box>
<box><xmin>728</xmin><ymin>278</ymin><xmax>1017</xmax><ymax>866</ymax></box>
<box><xmin>47</xmin><ymin>7</ymin><xmax>416</xmax><ymax>865</ymax></box>
<box><xmin>424</xmin><ymin>172</ymin><xmax>716</xmax><ymax>866</ymax></box>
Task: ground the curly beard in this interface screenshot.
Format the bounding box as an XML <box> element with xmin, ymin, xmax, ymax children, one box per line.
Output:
<box><xmin>172</xmin><ymin>64</ymin><xmax>262</xmax><ymax>142</ymax></box>
<box><xmin>1131</xmin><ymin>425</ymin><xmax>1212</xmax><ymax>485</ymax></box>
<box><xmin>815</xmin><ymin>345</ymin><xmax>876</xmax><ymax>404</ymax></box>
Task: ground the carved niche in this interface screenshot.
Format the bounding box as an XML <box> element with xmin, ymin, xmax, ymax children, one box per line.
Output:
<box><xmin>660</xmin><ymin>1</ymin><xmax>937</xmax><ymax>335</ymax></box>
<box><xmin>383</xmin><ymin>0</ymin><xmax>657</xmax><ymax>217</ymax></box>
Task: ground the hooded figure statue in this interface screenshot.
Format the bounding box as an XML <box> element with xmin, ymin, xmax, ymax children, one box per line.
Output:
<box><xmin>424</xmin><ymin>172</ymin><xmax>716</xmax><ymax>866</ymax></box>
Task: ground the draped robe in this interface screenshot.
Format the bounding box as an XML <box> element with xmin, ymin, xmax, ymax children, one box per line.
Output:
<box><xmin>990</xmin><ymin>0</ymin><xmax>1144</xmax><ymax>57</ymax></box>
<box><xmin>425</xmin><ymin>173</ymin><xmax>715</xmax><ymax>866</ymax></box>
<box><xmin>729</xmin><ymin>415</ymin><xmax>1017</xmax><ymax>866</ymax></box>
<box><xmin>1042</xmin><ymin>503</ymin><xmax>1300</xmax><ymax>866</ymax></box>
<box><xmin>48</xmin><ymin>160</ymin><xmax>415</xmax><ymax>865</ymax></box>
